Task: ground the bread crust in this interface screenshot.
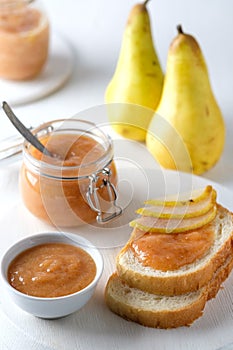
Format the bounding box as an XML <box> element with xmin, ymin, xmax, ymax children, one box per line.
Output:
<box><xmin>116</xmin><ymin>205</ymin><xmax>233</xmax><ymax>296</ymax></box>
<box><xmin>207</xmin><ymin>252</ymin><xmax>233</xmax><ymax>300</ymax></box>
<box><xmin>105</xmin><ymin>273</ymin><xmax>207</xmax><ymax>328</ymax></box>
<box><xmin>105</xmin><ymin>252</ymin><xmax>233</xmax><ymax>329</ymax></box>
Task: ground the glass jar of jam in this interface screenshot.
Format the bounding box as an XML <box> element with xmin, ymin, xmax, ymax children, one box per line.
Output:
<box><xmin>19</xmin><ymin>119</ymin><xmax>121</xmax><ymax>227</ymax></box>
<box><xmin>0</xmin><ymin>0</ymin><xmax>49</xmax><ymax>80</ymax></box>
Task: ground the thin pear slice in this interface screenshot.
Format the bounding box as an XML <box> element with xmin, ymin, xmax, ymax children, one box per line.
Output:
<box><xmin>130</xmin><ymin>205</ymin><xmax>217</xmax><ymax>233</ymax></box>
<box><xmin>136</xmin><ymin>189</ymin><xmax>216</xmax><ymax>219</ymax></box>
<box><xmin>145</xmin><ymin>185</ymin><xmax>214</xmax><ymax>207</ymax></box>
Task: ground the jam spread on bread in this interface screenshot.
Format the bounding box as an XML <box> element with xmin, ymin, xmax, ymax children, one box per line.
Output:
<box><xmin>128</xmin><ymin>186</ymin><xmax>217</xmax><ymax>271</ymax></box>
<box><xmin>129</xmin><ymin>226</ymin><xmax>214</xmax><ymax>271</ymax></box>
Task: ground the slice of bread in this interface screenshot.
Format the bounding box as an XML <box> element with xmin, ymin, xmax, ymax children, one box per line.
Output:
<box><xmin>105</xmin><ymin>251</ymin><xmax>233</xmax><ymax>328</ymax></box>
<box><xmin>116</xmin><ymin>204</ymin><xmax>233</xmax><ymax>296</ymax></box>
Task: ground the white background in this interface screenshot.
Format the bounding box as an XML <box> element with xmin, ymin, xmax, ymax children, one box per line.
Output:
<box><xmin>0</xmin><ymin>1</ymin><xmax>233</xmax><ymax>349</ymax></box>
<box><xmin>1</xmin><ymin>0</ymin><xmax>232</xmax><ymax>186</ymax></box>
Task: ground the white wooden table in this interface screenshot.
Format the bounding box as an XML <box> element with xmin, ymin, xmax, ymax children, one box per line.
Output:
<box><xmin>0</xmin><ymin>1</ymin><xmax>233</xmax><ymax>349</ymax></box>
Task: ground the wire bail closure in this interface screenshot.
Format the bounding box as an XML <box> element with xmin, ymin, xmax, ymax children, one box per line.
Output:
<box><xmin>86</xmin><ymin>167</ymin><xmax>122</xmax><ymax>223</ymax></box>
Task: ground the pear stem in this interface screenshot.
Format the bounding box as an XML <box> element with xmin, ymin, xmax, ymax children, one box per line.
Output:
<box><xmin>177</xmin><ymin>24</ymin><xmax>184</xmax><ymax>34</ymax></box>
<box><xmin>144</xmin><ymin>0</ymin><xmax>151</xmax><ymax>6</ymax></box>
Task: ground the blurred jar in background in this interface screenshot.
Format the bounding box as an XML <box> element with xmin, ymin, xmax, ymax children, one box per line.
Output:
<box><xmin>0</xmin><ymin>0</ymin><xmax>49</xmax><ymax>80</ymax></box>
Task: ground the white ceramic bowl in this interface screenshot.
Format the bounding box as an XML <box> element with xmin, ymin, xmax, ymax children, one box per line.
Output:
<box><xmin>0</xmin><ymin>232</ymin><xmax>103</xmax><ymax>319</ymax></box>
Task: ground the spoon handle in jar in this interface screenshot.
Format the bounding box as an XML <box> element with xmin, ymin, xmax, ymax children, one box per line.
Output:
<box><xmin>2</xmin><ymin>101</ymin><xmax>52</xmax><ymax>157</ymax></box>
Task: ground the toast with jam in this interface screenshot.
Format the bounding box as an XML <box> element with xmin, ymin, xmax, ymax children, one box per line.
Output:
<box><xmin>105</xmin><ymin>186</ymin><xmax>233</xmax><ymax>328</ymax></box>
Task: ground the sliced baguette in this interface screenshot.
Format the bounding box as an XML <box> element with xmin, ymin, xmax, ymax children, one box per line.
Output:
<box><xmin>116</xmin><ymin>204</ymin><xmax>233</xmax><ymax>296</ymax></box>
<box><xmin>105</xmin><ymin>252</ymin><xmax>233</xmax><ymax>329</ymax></box>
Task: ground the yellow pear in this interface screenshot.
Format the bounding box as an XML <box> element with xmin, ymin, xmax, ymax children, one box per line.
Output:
<box><xmin>130</xmin><ymin>204</ymin><xmax>217</xmax><ymax>233</ymax></box>
<box><xmin>105</xmin><ymin>0</ymin><xmax>163</xmax><ymax>141</ymax></box>
<box><xmin>136</xmin><ymin>186</ymin><xmax>216</xmax><ymax>219</ymax></box>
<box><xmin>145</xmin><ymin>185</ymin><xmax>215</xmax><ymax>206</ymax></box>
<box><xmin>146</xmin><ymin>25</ymin><xmax>225</xmax><ymax>174</ymax></box>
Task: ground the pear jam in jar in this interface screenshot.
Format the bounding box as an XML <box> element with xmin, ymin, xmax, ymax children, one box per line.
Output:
<box><xmin>19</xmin><ymin>119</ymin><xmax>121</xmax><ymax>227</ymax></box>
<box><xmin>0</xmin><ymin>0</ymin><xmax>49</xmax><ymax>80</ymax></box>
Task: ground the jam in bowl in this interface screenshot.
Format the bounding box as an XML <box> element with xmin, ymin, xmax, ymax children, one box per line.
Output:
<box><xmin>0</xmin><ymin>232</ymin><xmax>104</xmax><ymax>318</ymax></box>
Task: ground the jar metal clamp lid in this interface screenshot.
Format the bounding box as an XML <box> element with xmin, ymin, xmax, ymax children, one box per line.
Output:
<box><xmin>87</xmin><ymin>167</ymin><xmax>122</xmax><ymax>223</ymax></box>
